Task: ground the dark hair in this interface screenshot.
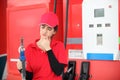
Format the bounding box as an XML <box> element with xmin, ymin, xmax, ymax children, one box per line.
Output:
<box><xmin>54</xmin><ymin>25</ymin><xmax>58</xmax><ymax>31</ymax></box>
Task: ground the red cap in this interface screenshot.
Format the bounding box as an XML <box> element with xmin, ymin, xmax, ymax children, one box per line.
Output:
<box><xmin>40</xmin><ymin>12</ymin><xmax>59</xmax><ymax>28</ymax></box>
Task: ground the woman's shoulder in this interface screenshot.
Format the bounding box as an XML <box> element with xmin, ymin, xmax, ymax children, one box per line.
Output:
<box><xmin>52</xmin><ymin>39</ymin><xmax>64</xmax><ymax>47</ymax></box>
<box><xmin>25</xmin><ymin>43</ymin><xmax>36</xmax><ymax>56</ymax></box>
<box><xmin>25</xmin><ymin>42</ymin><xmax>36</xmax><ymax>50</ymax></box>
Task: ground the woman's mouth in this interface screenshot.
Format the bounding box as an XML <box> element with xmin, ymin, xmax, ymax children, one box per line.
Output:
<box><xmin>42</xmin><ymin>34</ymin><xmax>46</xmax><ymax>36</ymax></box>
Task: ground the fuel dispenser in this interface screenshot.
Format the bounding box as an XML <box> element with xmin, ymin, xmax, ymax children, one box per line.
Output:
<box><xmin>82</xmin><ymin>0</ymin><xmax>119</xmax><ymax>60</ymax></box>
<box><xmin>63</xmin><ymin>0</ymin><xmax>120</xmax><ymax>80</ymax></box>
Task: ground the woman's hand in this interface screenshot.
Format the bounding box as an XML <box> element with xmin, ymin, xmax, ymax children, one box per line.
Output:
<box><xmin>38</xmin><ymin>37</ymin><xmax>51</xmax><ymax>51</ymax></box>
<box><xmin>17</xmin><ymin>46</ymin><xmax>25</xmax><ymax>70</ymax></box>
<box><xmin>16</xmin><ymin>59</ymin><xmax>22</xmax><ymax>70</ymax></box>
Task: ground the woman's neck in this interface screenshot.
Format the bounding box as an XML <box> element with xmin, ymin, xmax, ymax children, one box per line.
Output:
<box><xmin>36</xmin><ymin>40</ymin><xmax>46</xmax><ymax>51</ymax></box>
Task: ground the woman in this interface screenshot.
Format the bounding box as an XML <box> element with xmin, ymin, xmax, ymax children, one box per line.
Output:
<box><xmin>17</xmin><ymin>12</ymin><xmax>68</xmax><ymax>80</ymax></box>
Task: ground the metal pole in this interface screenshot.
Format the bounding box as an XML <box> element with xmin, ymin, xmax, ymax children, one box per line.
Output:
<box><xmin>64</xmin><ymin>0</ymin><xmax>69</xmax><ymax>48</ymax></box>
<box><xmin>54</xmin><ymin>0</ymin><xmax>57</xmax><ymax>13</ymax></box>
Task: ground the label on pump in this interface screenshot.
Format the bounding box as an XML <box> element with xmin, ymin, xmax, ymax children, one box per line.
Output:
<box><xmin>68</xmin><ymin>49</ymin><xmax>84</xmax><ymax>59</ymax></box>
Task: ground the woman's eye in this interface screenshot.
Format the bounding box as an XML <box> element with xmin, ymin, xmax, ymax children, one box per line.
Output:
<box><xmin>41</xmin><ymin>25</ymin><xmax>45</xmax><ymax>29</ymax></box>
<box><xmin>47</xmin><ymin>27</ymin><xmax>52</xmax><ymax>31</ymax></box>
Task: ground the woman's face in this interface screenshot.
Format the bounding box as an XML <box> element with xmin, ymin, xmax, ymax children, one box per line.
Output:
<box><xmin>40</xmin><ymin>24</ymin><xmax>56</xmax><ymax>39</ymax></box>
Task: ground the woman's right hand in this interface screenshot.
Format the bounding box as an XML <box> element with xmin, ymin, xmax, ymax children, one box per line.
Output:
<box><xmin>17</xmin><ymin>46</ymin><xmax>25</xmax><ymax>70</ymax></box>
<box><xmin>17</xmin><ymin>59</ymin><xmax>22</xmax><ymax>70</ymax></box>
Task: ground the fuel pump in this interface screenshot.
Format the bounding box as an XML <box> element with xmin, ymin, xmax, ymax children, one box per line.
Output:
<box><xmin>82</xmin><ymin>0</ymin><xmax>119</xmax><ymax>60</ymax></box>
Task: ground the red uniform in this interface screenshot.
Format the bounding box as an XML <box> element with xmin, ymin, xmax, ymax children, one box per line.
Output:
<box><xmin>25</xmin><ymin>39</ymin><xmax>68</xmax><ymax>80</ymax></box>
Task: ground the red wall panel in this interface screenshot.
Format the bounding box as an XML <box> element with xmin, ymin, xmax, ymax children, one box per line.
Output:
<box><xmin>7</xmin><ymin>0</ymin><xmax>50</xmax><ymax>7</ymax></box>
<box><xmin>63</xmin><ymin>0</ymin><xmax>83</xmax><ymax>50</ymax></box>
<box><xmin>7</xmin><ymin>4</ymin><xmax>49</xmax><ymax>80</ymax></box>
<box><xmin>0</xmin><ymin>0</ymin><xmax>7</xmax><ymax>54</ymax></box>
<box><xmin>89</xmin><ymin>60</ymin><xmax>120</xmax><ymax>80</ymax></box>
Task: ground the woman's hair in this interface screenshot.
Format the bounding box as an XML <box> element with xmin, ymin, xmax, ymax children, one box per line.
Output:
<box><xmin>54</xmin><ymin>25</ymin><xmax>58</xmax><ymax>31</ymax></box>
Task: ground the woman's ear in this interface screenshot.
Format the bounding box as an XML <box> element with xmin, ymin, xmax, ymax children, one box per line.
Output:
<box><xmin>53</xmin><ymin>31</ymin><xmax>56</xmax><ymax>35</ymax></box>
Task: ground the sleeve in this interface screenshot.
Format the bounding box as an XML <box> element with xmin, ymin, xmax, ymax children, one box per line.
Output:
<box><xmin>18</xmin><ymin>69</ymin><xmax>33</xmax><ymax>80</ymax></box>
<box><xmin>53</xmin><ymin>42</ymin><xmax>68</xmax><ymax>65</ymax></box>
<box><xmin>26</xmin><ymin>71</ymin><xmax>33</xmax><ymax>80</ymax></box>
<box><xmin>47</xmin><ymin>50</ymin><xmax>65</xmax><ymax>75</ymax></box>
<box><xmin>25</xmin><ymin>45</ymin><xmax>34</xmax><ymax>80</ymax></box>
<box><xmin>25</xmin><ymin>45</ymin><xmax>33</xmax><ymax>72</ymax></box>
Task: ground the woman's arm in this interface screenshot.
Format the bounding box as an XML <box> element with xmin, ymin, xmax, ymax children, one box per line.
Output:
<box><xmin>47</xmin><ymin>50</ymin><xmax>65</xmax><ymax>76</ymax></box>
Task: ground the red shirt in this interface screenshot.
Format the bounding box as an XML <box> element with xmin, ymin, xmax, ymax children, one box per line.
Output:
<box><xmin>25</xmin><ymin>39</ymin><xmax>68</xmax><ymax>80</ymax></box>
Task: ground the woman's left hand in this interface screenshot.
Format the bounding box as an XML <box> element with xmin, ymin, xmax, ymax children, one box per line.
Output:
<box><xmin>39</xmin><ymin>37</ymin><xmax>51</xmax><ymax>51</ymax></box>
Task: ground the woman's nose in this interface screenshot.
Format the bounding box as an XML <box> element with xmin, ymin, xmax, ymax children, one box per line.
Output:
<box><xmin>43</xmin><ymin>28</ymin><xmax>48</xmax><ymax>33</ymax></box>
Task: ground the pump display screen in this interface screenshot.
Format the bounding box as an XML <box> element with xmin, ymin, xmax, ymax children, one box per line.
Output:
<box><xmin>94</xmin><ymin>8</ymin><xmax>104</xmax><ymax>17</ymax></box>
